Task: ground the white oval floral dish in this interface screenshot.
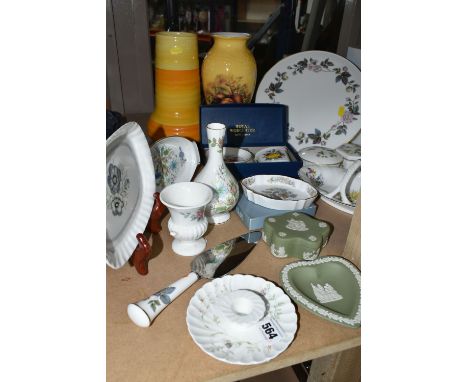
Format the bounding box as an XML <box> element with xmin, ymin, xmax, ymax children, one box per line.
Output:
<box><xmin>280</xmin><ymin>256</ymin><xmax>361</xmax><ymax>328</ymax></box>
<box><xmin>256</xmin><ymin>50</ymin><xmax>361</xmax><ymax>151</ymax></box>
<box><xmin>241</xmin><ymin>175</ymin><xmax>318</xmax><ymax>210</ymax></box>
<box><xmin>150</xmin><ymin>136</ymin><xmax>200</xmax><ymax>192</ymax></box>
<box><xmin>186</xmin><ymin>274</ymin><xmax>297</xmax><ymax>365</ymax></box>
<box><xmin>255</xmin><ymin>147</ymin><xmax>290</xmax><ymax>163</ymax></box>
<box><xmin>106</xmin><ymin>122</ymin><xmax>156</xmax><ymax>269</ymax></box>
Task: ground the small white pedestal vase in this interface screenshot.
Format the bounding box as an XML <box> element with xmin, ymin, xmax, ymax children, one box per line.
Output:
<box><xmin>159</xmin><ymin>182</ymin><xmax>213</xmax><ymax>256</ymax></box>
<box><xmin>194</xmin><ymin>123</ymin><xmax>239</xmax><ymax>224</ymax></box>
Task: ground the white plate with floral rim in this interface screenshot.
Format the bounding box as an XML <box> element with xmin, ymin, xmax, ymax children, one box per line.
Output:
<box><xmin>241</xmin><ymin>175</ymin><xmax>318</xmax><ymax>210</ymax></box>
<box><xmin>298</xmin><ymin>166</ymin><xmax>358</xmax><ymax>215</ymax></box>
<box><xmin>186</xmin><ymin>274</ymin><xmax>297</xmax><ymax>365</ymax></box>
<box><xmin>106</xmin><ymin>122</ymin><xmax>156</xmax><ymax>269</ymax></box>
<box><xmin>255</xmin><ymin>50</ymin><xmax>360</xmax><ymax>151</ymax></box>
<box><xmin>150</xmin><ymin>136</ymin><xmax>200</xmax><ymax>192</ymax></box>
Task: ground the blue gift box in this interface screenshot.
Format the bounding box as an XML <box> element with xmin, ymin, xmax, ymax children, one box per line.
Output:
<box><xmin>235</xmin><ymin>193</ymin><xmax>317</xmax><ymax>230</ymax></box>
<box><xmin>199</xmin><ymin>104</ymin><xmax>302</xmax><ymax>180</ymax></box>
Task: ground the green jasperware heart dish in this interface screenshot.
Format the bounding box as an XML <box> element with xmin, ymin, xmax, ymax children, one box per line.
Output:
<box><xmin>262</xmin><ymin>212</ymin><xmax>331</xmax><ymax>260</ymax></box>
<box><xmin>280</xmin><ymin>256</ymin><xmax>361</xmax><ymax>328</ymax></box>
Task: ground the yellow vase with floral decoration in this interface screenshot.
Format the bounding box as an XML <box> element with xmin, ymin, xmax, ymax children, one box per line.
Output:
<box><xmin>202</xmin><ymin>33</ymin><xmax>256</xmax><ymax>105</ymax></box>
<box><xmin>148</xmin><ymin>32</ymin><xmax>201</xmax><ymax>141</ymax></box>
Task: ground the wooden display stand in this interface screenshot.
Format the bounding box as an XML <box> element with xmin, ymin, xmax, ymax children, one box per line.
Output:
<box><xmin>128</xmin><ymin>192</ymin><xmax>166</xmax><ymax>275</ymax></box>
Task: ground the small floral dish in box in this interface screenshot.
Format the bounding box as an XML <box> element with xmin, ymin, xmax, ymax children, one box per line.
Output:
<box><xmin>254</xmin><ymin>147</ymin><xmax>290</xmax><ymax>163</ymax></box>
<box><xmin>206</xmin><ymin>146</ymin><xmax>254</xmax><ymax>163</ymax></box>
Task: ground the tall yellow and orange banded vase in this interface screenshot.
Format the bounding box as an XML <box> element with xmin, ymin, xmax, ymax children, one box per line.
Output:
<box><xmin>148</xmin><ymin>32</ymin><xmax>201</xmax><ymax>141</ymax></box>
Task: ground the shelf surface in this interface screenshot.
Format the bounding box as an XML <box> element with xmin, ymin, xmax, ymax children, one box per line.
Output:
<box><xmin>107</xmin><ymin>198</ymin><xmax>360</xmax><ymax>382</ymax></box>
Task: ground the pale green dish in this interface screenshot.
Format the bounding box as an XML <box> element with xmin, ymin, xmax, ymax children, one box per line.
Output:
<box><xmin>280</xmin><ymin>256</ymin><xmax>361</xmax><ymax>328</ymax></box>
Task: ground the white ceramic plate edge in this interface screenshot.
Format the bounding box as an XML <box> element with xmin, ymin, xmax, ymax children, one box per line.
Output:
<box><xmin>106</xmin><ymin>122</ymin><xmax>156</xmax><ymax>269</ymax></box>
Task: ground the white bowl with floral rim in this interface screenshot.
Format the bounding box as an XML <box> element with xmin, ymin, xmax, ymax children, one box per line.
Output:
<box><xmin>205</xmin><ymin>147</ymin><xmax>254</xmax><ymax>163</ymax></box>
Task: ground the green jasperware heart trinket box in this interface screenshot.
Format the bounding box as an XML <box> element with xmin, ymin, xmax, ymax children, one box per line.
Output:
<box><xmin>262</xmin><ymin>212</ymin><xmax>330</xmax><ymax>260</ymax></box>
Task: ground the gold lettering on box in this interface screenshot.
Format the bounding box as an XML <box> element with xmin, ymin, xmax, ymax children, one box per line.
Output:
<box><xmin>228</xmin><ymin>124</ymin><xmax>256</xmax><ymax>137</ymax></box>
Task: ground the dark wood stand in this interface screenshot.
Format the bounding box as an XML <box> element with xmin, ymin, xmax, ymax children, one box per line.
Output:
<box><xmin>128</xmin><ymin>192</ymin><xmax>166</xmax><ymax>275</ymax></box>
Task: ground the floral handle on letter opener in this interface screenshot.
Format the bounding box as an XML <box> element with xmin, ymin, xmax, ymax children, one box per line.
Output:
<box><xmin>127</xmin><ymin>272</ymin><xmax>200</xmax><ymax>327</ymax></box>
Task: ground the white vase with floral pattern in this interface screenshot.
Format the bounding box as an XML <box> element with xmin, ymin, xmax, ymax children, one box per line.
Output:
<box><xmin>194</xmin><ymin>123</ymin><xmax>239</xmax><ymax>224</ymax></box>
